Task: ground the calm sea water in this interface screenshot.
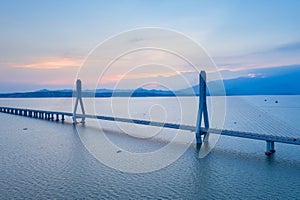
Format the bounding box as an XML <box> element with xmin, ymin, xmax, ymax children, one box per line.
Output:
<box><xmin>0</xmin><ymin>96</ymin><xmax>300</xmax><ymax>199</ymax></box>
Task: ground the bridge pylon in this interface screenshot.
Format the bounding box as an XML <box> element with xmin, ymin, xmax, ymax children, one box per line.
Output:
<box><xmin>73</xmin><ymin>79</ymin><xmax>86</xmax><ymax>124</ymax></box>
<box><xmin>195</xmin><ymin>71</ymin><xmax>210</xmax><ymax>144</ymax></box>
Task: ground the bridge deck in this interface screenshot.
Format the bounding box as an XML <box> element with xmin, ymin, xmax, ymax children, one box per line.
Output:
<box><xmin>0</xmin><ymin>106</ymin><xmax>299</xmax><ymax>145</ymax></box>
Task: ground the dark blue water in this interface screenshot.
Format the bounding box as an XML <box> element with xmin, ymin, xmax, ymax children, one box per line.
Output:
<box><xmin>1</xmin><ymin>97</ymin><xmax>300</xmax><ymax>199</ymax></box>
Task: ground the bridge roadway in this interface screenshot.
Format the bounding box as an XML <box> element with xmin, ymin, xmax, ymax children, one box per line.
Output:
<box><xmin>1</xmin><ymin>106</ymin><xmax>299</xmax><ymax>147</ymax></box>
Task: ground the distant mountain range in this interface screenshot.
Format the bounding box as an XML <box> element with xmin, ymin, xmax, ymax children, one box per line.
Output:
<box><xmin>219</xmin><ymin>64</ymin><xmax>300</xmax><ymax>95</ymax></box>
<box><xmin>0</xmin><ymin>88</ymin><xmax>176</xmax><ymax>98</ymax></box>
<box><xmin>190</xmin><ymin>65</ymin><xmax>300</xmax><ymax>96</ymax></box>
<box><xmin>0</xmin><ymin>65</ymin><xmax>299</xmax><ymax>97</ymax></box>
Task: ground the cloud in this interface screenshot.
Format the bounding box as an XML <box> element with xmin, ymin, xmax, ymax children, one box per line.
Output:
<box><xmin>129</xmin><ymin>37</ymin><xmax>144</xmax><ymax>43</ymax></box>
<box><xmin>3</xmin><ymin>56</ymin><xmax>83</xmax><ymax>69</ymax></box>
<box><xmin>213</xmin><ymin>41</ymin><xmax>300</xmax><ymax>75</ymax></box>
<box><xmin>247</xmin><ymin>73</ymin><xmax>256</xmax><ymax>78</ymax></box>
<box><xmin>272</xmin><ymin>42</ymin><xmax>300</xmax><ymax>52</ymax></box>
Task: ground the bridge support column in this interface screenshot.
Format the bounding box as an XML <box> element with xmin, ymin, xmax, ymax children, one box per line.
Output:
<box><xmin>195</xmin><ymin>71</ymin><xmax>209</xmax><ymax>144</ymax></box>
<box><xmin>265</xmin><ymin>141</ymin><xmax>275</xmax><ymax>156</ymax></box>
<box><xmin>73</xmin><ymin>79</ymin><xmax>86</xmax><ymax>124</ymax></box>
<box><xmin>270</xmin><ymin>141</ymin><xmax>275</xmax><ymax>153</ymax></box>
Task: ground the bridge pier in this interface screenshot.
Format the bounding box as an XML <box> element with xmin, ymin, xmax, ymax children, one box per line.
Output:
<box><xmin>265</xmin><ymin>141</ymin><xmax>276</xmax><ymax>156</ymax></box>
<box><xmin>55</xmin><ymin>114</ymin><xmax>59</xmax><ymax>121</ymax></box>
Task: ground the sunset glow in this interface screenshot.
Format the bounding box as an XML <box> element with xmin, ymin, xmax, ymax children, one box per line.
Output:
<box><xmin>8</xmin><ymin>57</ymin><xmax>82</xmax><ymax>69</ymax></box>
<box><xmin>0</xmin><ymin>0</ymin><xmax>299</xmax><ymax>92</ymax></box>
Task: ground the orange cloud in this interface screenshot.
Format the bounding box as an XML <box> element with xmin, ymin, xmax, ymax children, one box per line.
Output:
<box><xmin>7</xmin><ymin>56</ymin><xmax>82</xmax><ymax>69</ymax></box>
<box><xmin>99</xmin><ymin>69</ymin><xmax>194</xmax><ymax>84</ymax></box>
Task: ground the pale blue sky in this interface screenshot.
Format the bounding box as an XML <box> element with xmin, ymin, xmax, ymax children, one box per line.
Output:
<box><xmin>0</xmin><ymin>0</ymin><xmax>299</xmax><ymax>92</ymax></box>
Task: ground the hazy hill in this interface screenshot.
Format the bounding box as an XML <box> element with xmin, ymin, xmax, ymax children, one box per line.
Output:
<box><xmin>213</xmin><ymin>65</ymin><xmax>300</xmax><ymax>95</ymax></box>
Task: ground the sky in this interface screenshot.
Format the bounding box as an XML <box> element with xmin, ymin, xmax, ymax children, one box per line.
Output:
<box><xmin>0</xmin><ymin>0</ymin><xmax>300</xmax><ymax>92</ymax></box>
